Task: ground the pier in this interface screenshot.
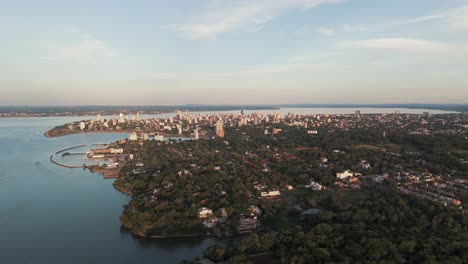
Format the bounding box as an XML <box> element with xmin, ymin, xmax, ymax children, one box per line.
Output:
<box><xmin>50</xmin><ymin>144</ymin><xmax>89</xmax><ymax>168</ymax></box>
<box><xmin>55</xmin><ymin>145</ymin><xmax>86</xmax><ymax>155</ymax></box>
<box><xmin>49</xmin><ymin>155</ymin><xmax>85</xmax><ymax>169</ymax></box>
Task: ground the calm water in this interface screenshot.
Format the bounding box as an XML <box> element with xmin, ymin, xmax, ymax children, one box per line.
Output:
<box><xmin>152</xmin><ymin>107</ymin><xmax>457</xmax><ymax>117</ymax></box>
<box><xmin>0</xmin><ymin>117</ymin><xmax>221</xmax><ymax>264</ymax></box>
<box><xmin>0</xmin><ymin>107</ymin><xmax>457</xmax><ymax>263</ymax></box>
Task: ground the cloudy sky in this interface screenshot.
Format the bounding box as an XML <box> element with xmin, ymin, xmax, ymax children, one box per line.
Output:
<box><xmin>1</xmin><ymin>0</ymin><xmax>467</xmax><ymax>105</ymax></box>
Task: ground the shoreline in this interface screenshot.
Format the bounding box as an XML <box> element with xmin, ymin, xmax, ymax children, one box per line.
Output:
<box><xmin>44</xmin><ymin>129</ymin><xmax>195</xmax><ymax>139</ymax></box>
<box><xmin>0</xmin><ymin>111</ymin><xmax>174</xmax><ymax>119</ymax></box>
<box><xmin>4</xmin><ymin>106</ymin><xmax>465</xmax><ymax>122</ymax></box>
<box><xmin>45</xmin><ymin>129</ymin><xmax>133</xmax><ymax>138</ymax></box>
<box><xmin>47</xmin><ymin>140</ymin><xmax>228</xmax><ymax>240</ymax></box>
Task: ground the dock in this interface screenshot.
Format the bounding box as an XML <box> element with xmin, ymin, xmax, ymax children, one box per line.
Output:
<box><xmin>49</xmin><ymin>155</ymin><xmax>85</xmax><ymax>169</ymax></box>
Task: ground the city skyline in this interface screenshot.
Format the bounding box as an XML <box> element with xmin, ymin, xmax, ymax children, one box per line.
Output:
<box><xmin>2</xmin><ymin>0</ymin><xmax>468</xmax><ymax>105</ymax></box>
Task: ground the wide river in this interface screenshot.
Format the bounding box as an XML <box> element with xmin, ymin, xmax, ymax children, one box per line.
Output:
<box><xmin>0</xmin><ymin>107</ymin><xmax>457</xmax><ymax>263</ymax></box>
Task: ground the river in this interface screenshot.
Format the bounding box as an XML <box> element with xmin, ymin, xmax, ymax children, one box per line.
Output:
<box><xmin>0</xmin><ymin>116</ymin><xmax>221</xmax><ymax>264</ymax></box>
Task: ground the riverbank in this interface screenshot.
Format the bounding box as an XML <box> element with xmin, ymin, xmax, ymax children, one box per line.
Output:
<box><xmin>145</xmin><ymin>233</ymin><xmax>208</xmax><ymax>239</ymax></box>
<box><xmin>88</xmin><ymin>166</ymin><xmax>120</xmax><ymax>179</ymax></box>
<box><xmin>112</xmin><ymin>181</ymin><xmax>132</xmax><ymax>195</ymax></box>
<box><xmin>44</xmin><ymin>128</ymin><xmax>196</xmax><ymax>139</ymax></box>
<box><xmin>45</xmin><ymin>129</ymin><xmax>133</xmax><ymax>138</ymax></box>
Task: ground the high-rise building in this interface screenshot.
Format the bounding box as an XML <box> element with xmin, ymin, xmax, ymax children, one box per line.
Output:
<box><xmin>136</xmin><ymin>112</ymin><xmax>140</xmax><ymax>121</ymax></box>
<box><xmin>194</xmin><ymin>129</ymin><xmax>199</xmax><ymax>140</ymax></box>
<box><xmin>140</xmin><ymin>132</ymin><xmax>149</xmax><ymax>140</ymax></box>
<box><xmin>215</xmin><ymin>119</ymin><xmax>225</xmax><ymax>138</ymax></box>
<box><xmin>119</xmin><ymin>113</ymin><xmax>125</xmax><ymax>123</ymax></box>
<box><xmin>154</xmin><ymin>133</ymin><xmax>164</xmax><ymax>142</ymax></box>
<box><xmin>96</xmin><ymin>114</ymin><xmax>102</xmax><ymax>122</ymax></box>
<box><xmin>177</xmin><ymin>125</ymin><xmax>182</xmax><ymax>135</ymax></box>
<box><xmin>79</xmin><ymin>122</ymin><xmax>85</xmax><ymax>130</ymax></box>
<box><xmin>129</xmin><ymin>132</ymin><xmax>138</xmax><ymax>141</ymax></box>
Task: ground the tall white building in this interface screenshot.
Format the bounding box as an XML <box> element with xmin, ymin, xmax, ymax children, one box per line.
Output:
<box><xmin>177</xmin><ymin>124</ymin><xmax>182</xmax><ymax>135</ymax></box>
<box><xmin>129</xmin><ymin>132</ymin><xmax>138</xmax><ymax>141</ymax></box>
<box><xmin>119</xmin><ymin>113</ymin><xmax>125</xmax><ymax>123</ymax></box>
<box><xmin>194</xmin><ymin>129</ymin><xmax>199</xmax><ymax>140</ymax></box>
<box><xmin>215</xmin><ymin>119</ymin><xmax>225</xmax><ymax>138</ymax></box>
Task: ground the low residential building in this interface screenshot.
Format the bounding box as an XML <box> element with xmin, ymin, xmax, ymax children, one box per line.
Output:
<box><xmin>336</xmin><ymin>170</ymin><xmax>354</xmax><ymax>180</ymax></box>
<box><xmin>247</xmin><ymin>205</ymin><xmax>261</xmax><ymax>215</ymax></box>
<box><xmin>372</xmin><ymin>175</ymin><xmax>388</xmax><ymax>183</ymax></box>
<box><xmin>237</xmin><ymin>214</ymin><xmax>258</xmax><ymax>232</ymax></box>
<box><xmin>218</xmin><ymin>208</ymin><xmax>228</xmax><ymax>223</ymax></box>
<box><xmin>272</xmin><ymin>128</ymin><xmax>282</xmax><ymax>134</ymax></box>
<box><xmin>202</xmin><ymin>217</ymin><xmax>218</xmax><ymax>228</ymax></box>
<box><xmin>305</xmin><ymin>181</ymin><xmax>323</xmax><ymax>190</ymax></box>
<box><xmin>300</xmin><ymin>208</ymin><xmax>322</xmax><ymax>220</ymax></box>
<box><xmin>260</xmin><ymin>190</ymin><xmax>281</xmax><ymax>197</ymax></box>
<box><xmin>198</xmin><ymin>207</ymin><xmax>213</xmax><ymax>219</ymax></box>
<box><xmin>110</xmin><ymin>148</ymin><xmax>124</xmax><ymax>154</ymax></box>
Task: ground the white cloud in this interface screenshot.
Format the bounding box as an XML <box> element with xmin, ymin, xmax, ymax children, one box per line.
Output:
<box><xmin>143</xmin><ymin>62</ymin><xmax>330</xmax><ymax>82</ymax></box>
<box><xmin>346</xmin><ymin>38</ymin><xmax>449</xmax><ymax>53</ymax></box>
<box><xmin>42</xmin><ymin>37</ymin><xmax>114</xmax><ymax>63</ymax></box>
<box><xmin>343</xmin><ymin>24</ymin><xmax>368</xmax><ymax>33</ymax></box>
<box><xmin>318</xmin><ymin>27</ymin><xmax>335</xmax><ymax>37</ymax></box>
<box><xmin>173</xmin><ymin>0</ymin><xmax>343</xmax><ymax>39</ymax></box>
<box><xmin>343</xmin><ymin>4</ymin><xmax>468</xmax><ymax>33</ymax></box>
<box><xmin>450</xmin><ymin>5</ymin><xmax>468</xmax><ymax>30</ymax></box>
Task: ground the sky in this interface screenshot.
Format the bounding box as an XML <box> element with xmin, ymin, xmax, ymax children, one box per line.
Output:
<box><xmin>1</xmin><ymin>0</ymin><xmax>468</xmax><ymax>106</ymax></box>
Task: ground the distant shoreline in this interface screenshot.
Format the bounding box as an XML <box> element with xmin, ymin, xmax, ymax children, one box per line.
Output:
<box><xmin>44</xmin><ymin>129</ymin><xmax>194</xmax><ymax>139</ymax></box>
<box><xmin>2</xmin><ymin>104</ymin><xmax>467</xmax><ymax>119</ymax></box>
<box><xmin>44</xmin><ymin>129</ymin><xmax>134</xmax><ymax>138</ymax></box>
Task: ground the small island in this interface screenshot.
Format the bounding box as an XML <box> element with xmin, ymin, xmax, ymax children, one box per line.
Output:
<box><xmin>49</xmin><ymin>111</ymin><xmax>468</xmax><ymax>263</ymax></box>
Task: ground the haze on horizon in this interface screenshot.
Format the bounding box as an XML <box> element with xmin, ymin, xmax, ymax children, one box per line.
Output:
<box><xmin>1</xmin><ymin>0</ymin><xmax>468</xmax><ymax>106</ymax></box>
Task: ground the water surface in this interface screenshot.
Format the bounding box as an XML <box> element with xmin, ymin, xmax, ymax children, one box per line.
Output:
<box><xmin>0</xmin><ymin>117</ymin><xmax>220</xmax><ymax>264</ymax></box>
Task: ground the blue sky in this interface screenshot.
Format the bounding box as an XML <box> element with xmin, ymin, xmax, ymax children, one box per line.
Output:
<box><xmin>1</xmin><ymin>0</ymin><xmax>467</xmax><ymax>105</ymax></box>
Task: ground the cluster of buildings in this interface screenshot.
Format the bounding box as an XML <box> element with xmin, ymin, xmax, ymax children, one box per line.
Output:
<box><xmin>87</xmin><ymin>147</ymin><xmax>133</xmax><ymax>169</ymax></box>
<box><xmin>63</xmin><ymin>110</ymin><xmax>467</xmax><ymax>143</ymax></box>
<box><xmin>332</xmin><ymin>166</ymin><xmax>467</xmax><ymax>209</ymax></box>
<box><xmin>197</xmin><ymin>207</ymin><xmax>230</xmax><ymax>230</ymax></box>
<box><xmin>399</xmin><ymin>182</ymin><xmax>463</xmax><ymax>207</ymax></box>
<box><xmin>197</xmin><ymin>205</ymin><xmax>262</xmax><ymax>233</ymax></box>
<box><xmin>396</xmin><ymin>174</ymin><xmax>466</xmax><ymax>208</ymax></box>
